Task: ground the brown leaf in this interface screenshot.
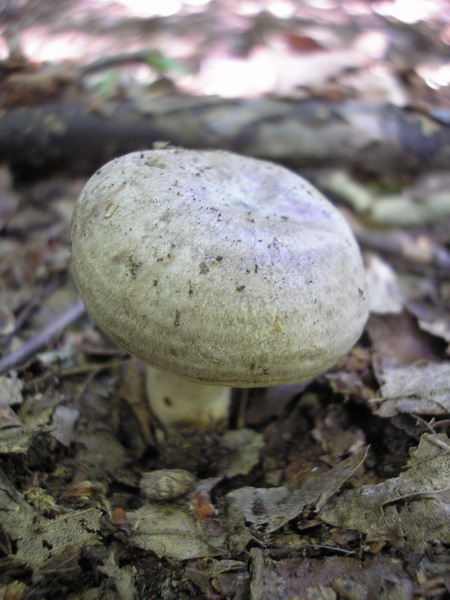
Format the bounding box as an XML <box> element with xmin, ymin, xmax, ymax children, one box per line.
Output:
<box><xmin>250</xmin><ymin>550</ymin><xmax>413</xmax><ymax>600</ymax></box>
<box><xmin>319</xmin><ymin>434</ymin><xmax>450</xmax><ymax>551</ymax></box>
<box><xmin>368</xmin><ymin>312</ymin><xmax>442</xmax><ymax>374</ymax></box>
<box><xmin>226</xmin><ymin>447</ymin><xmax>368</xmax><ymax>534</ymax></box>
<box><xmin>374</xmin><ymin>362</ymin><xmax>450</xmax><ymax>417</ymax></box>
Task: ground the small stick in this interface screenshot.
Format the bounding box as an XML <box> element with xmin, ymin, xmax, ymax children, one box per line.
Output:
<box><xmin>0</xmin><ymin>299</ymin><xmax>86</xmax><ymax>374</ymax></box>
<box><xmin>79</xmin><ymin>50</ymin><xmax>156</xmax><ymax>76</ymax></box>
<box><xmin>422</xmin><ymin>432</ymin><xmax>450</xmax><ymax>454</ymax></box>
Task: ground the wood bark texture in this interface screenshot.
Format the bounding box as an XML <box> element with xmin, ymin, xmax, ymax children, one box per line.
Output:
<box><xmin>0</xmin><ymin>96</ymin><xmax>448</xmax><ymax>176</ymax></box>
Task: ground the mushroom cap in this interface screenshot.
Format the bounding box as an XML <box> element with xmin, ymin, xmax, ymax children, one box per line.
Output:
<box><xmin>71</xmin><ymin>149</ymin><xmax>369</xmax><ymax>387</ymax></box>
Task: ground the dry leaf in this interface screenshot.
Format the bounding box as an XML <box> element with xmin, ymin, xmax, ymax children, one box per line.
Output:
<box><xmin>222</xmin><ymin>428</ymin><xmax>264</xmax><ymax>478</ymax></box>
<box><xmin>226</xmin><ymin>447</ymin><xmax>368</xmax><ymax>534</ymax></box>
<box><xmin>128</xmin><ymin>503</ymin><xmax>226</xmax><ymax>560</ymax></box>
<box><xmin>319</xmin><ymin>434</ymin><xmax>450</xmax><ymax>551</ymax></box>
<box><xmin>374</xmin><ymin>362</ymin><xmax>450</xmax><ymax>417</ymax></box>
<box><xmin>365</xmin><ymin>254</ymin><xmax>404</xmax><ymax>315</ymax></box>
<box><xmin>250</xmin><ymin>550</ymin><xmax>413</xmax><ymax>600</ymax></box>
<box><xmin>0</xmin><ymin>374</ymin><xmax>23</xmax><ymax>406</ymax></box>
<box><xmin>0</xmin><ymin>467</ymin><xmax>102</xmax><ymax>577</ymax></box>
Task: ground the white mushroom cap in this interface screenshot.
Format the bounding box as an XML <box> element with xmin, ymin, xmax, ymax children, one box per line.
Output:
<box><xmin>71</xmin><ymin>149</ymin><xmax>369</xmax><ymax>388</ymax></box>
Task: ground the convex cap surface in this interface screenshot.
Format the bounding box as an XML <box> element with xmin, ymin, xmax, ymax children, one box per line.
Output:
<box><xmin>71</xmin><ymin>149</ymin><xmax>369</xmax><ymax>387</ymax></box>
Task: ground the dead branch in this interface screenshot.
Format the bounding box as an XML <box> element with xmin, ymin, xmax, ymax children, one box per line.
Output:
<box><xmin>0</xmin><ymin>97</ymin><xmax>448</xmax><ymax>177</ymax></box>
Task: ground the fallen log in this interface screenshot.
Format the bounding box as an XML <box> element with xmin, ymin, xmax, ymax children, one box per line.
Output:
<box><xmin>0</xmin><ymin>96</ymin><xmax>448</xmax><ymax>177</ymax></box>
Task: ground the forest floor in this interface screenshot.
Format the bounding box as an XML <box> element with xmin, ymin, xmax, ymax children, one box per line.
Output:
<box><xmin>0</xmin><ymin>1</ymin><xmax>449</xmax><ymax>599</ymax></box>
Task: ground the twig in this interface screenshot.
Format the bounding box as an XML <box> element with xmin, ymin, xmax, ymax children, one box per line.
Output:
<box><xmin>0</xmin><ymin>299</ymin><xmax>86</xmax><ymax>374</ymax></box>
<box><xmin>3</xmin><ymin>280</ymin><xmax>60</xmax><ymax>346</ymax></box>
<box><xmin>24</xmin><ymin>359</ymin><xmax>127</xmax><ymax>391</ymax></box>
<box><xmin>307</xmin><ymin>544</ymin><xmax>355</xmax><ymax>556</ymax></box>
<box><xmin>422</xmin><ymin>433</ymin><xmax>450</xmax><ymax>454</ymax></box>
<box><xmin>79</xmin><ymin>50</ymin><xmax>156</xmax><ymax>77</ymax></box>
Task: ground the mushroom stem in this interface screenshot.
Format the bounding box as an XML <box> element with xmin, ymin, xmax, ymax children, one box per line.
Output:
<box><xmin>146</xmin><ymin>365</ymin><xmax>231</xmax><ymax>427</ymax></box>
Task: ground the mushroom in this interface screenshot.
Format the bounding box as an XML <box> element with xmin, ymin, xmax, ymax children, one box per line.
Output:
<box><xmin>71</xmin><ymin>149</ymin><xmax>369</xmax><ymax>427</ymax></box>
